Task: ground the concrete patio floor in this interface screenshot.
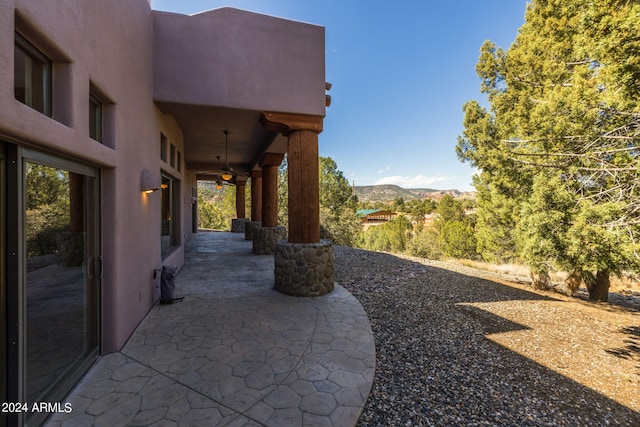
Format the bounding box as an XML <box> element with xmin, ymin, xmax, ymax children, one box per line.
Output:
<box><xmin>46</xmin><ymin>231</ymin><xmax>375</xmax><ymax>427</ymax></box>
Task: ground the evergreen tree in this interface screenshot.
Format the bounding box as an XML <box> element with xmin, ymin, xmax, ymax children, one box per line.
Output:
<box><xmin>358</xmin><ymin>215</ymin><xmax>411</xmax><ymax>253</ymax></box>
<box><xmin>278</xmin><ymin>156</ymin><xmax>361</xmax><ymax>246</ymax></box>
<box><xmin>458</xmin><ymin>0</ymin><xmax>640</xmax><ymax>301</ymax></box>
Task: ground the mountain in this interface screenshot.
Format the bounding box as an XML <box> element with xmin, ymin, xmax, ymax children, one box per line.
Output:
<box><xmin>353</xmin><ymin>184</ymin><xmax>474</xmax><ymax>203</ymax></box>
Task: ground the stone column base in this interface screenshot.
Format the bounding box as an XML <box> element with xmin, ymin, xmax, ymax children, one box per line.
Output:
<box><xmin>231</xmin><ymin>218</ymin><xmax>250</xmax><ymax>233</ymax></box>
<box><xmin>245</xmin><ymin>221</ymin><xmax>262</xmax><ymax>240</ymax></box>
<box><xmin>274</xmin><ymin>240</ymin><xmax>334</xmax><ymax>297</ymax></box>
<box><xmin>252</xmin><ymin>226</ymin><xmax>286</xmax><ymax>255</ymax></box>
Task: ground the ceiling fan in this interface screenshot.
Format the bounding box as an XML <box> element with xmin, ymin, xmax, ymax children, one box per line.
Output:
<box><xmin>213</xmin><ymin>155</ymin><xmax>234</xmax><ymax>189</ymax></box>
<box><xmin>221</xmin><ymin>130</ymin><xmax>234</xmax><ymax>181</ymax></box>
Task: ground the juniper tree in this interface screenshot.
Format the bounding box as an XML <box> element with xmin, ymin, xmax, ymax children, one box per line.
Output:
<box><xmin>457</xmin><ymin>0</ymin><xmax>640</xmax><ymax>301</ymax></box>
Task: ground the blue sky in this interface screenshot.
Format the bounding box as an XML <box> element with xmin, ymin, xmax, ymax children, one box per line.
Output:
<box><xmin>151</xmin><ymin>1</ymin><xmax>529</xmax><ymax>191</ymax></box>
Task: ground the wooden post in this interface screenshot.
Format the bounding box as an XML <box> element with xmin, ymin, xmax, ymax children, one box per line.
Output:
<box><xmin>287</xmin><ymin>130</ymin><xmax>320</xmax><ymax>243</ymax></box>
<box><xmin>235</xmin><ymin>181</ymin><xmax>246</xmax><ymax>219</ymax></box>
<box><xmin>260</xmin><ymin>112</ymin><xmax>324</xmax><ymax>244</ymax></box>
<box><xmin>250</xmin><ymin>170</ymin><xmax>262</xmax><ymax>222</ymax></box>
<box><xmin>259</xmin><ymin>153</ymin><xmax>284</xmax><ymax>228</ymax></box>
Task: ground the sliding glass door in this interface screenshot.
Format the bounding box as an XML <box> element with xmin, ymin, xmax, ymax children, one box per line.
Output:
<box><xmin>2</xmin><ymin>144</ymin><xmax>101</xmax><ymax>426</ymax></box>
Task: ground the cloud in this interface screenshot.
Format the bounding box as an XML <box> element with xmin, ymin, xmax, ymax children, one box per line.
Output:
<box><xmin>373</xmin><ymin>174</ymin><xmax>455</xmax><ymax>188</ymax></box>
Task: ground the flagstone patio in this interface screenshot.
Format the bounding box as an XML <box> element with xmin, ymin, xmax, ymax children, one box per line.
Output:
<box><xmin>46</xmin><ymin>231</ymin><xmax>375</xmax><ymax>427</ymax></box>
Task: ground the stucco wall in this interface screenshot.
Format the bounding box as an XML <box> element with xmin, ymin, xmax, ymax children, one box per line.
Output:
<box><xmin>0</xmin><ymin>0</ymin><xmax>188</xmax><ymax>353</ymax></box>
<box><xmin>153</xmin><ymin>8</ymin><xmax>326</xmax><ymax>117</ymax></box>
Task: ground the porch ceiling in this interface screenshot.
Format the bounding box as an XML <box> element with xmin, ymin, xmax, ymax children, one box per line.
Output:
<box><xmin>156</xmin><ymin>102</ymin><xmax>288</xmax><ymax>180</ymax></box>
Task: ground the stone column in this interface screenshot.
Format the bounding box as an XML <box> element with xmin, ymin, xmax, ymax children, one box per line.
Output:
<box><xmin>261</xmin><ymin>112</ymin><xmax>334</xmax><ymax>296</ymax></box>
<box><xmin>252</xmin><ymin>153</ymin><xmax>286</xmax><ymax>254</ymax></box>
<box><xmin>231</xmin><ymin>179</ymin><xmax>249</xmax><ymax>233</ymax></box>
<box><xmin>246</xmin><ymin>170</ymin><xmax>262</xmax><ymax>240</ymax></box>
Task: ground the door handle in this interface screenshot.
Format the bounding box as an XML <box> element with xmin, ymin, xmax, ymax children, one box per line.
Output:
<box><xmin>89</xmin><ymin>256</ymin><xmax>103</xmax><ymax>279</ymax></box>
<box><xmin>96</xmin><ymin>256</ymin><xmax>103</xmax><ymax>279</ymax></box>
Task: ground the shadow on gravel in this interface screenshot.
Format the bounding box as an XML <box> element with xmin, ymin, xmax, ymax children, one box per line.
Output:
<box><xmin>606</xmin><ymin>326</ymin><xmax>640</xmax><ymax>370</ymax></box>
<box><xmin>334</xmin><ymin>247</ymin><xmax>640</xmax><ymax>427</ymax></box>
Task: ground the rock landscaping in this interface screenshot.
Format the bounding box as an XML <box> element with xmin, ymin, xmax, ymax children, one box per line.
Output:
<box><xmin>334</xmin><ymin>246</ymin><xmax>640</xmax><ymax>427</ymax></box>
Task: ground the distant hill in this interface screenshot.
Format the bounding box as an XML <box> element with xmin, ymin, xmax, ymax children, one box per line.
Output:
<box><xmin>353</xmin><ymin>184</ymin><xmax>474</xmax><ymax>203</ymax></box>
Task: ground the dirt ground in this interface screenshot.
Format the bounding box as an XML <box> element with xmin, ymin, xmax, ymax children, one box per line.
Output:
<box><xmin>456</xmin><ymin>259</ymin><xmax>640</xmax><ymax>310</ymax></box>
<box><xmin>400</xmin><ymin>255</ymin><xmax>640</xmax><ymax>414</ymax></box>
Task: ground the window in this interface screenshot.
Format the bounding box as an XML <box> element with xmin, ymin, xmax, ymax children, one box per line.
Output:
<box><xmin>161</xmin><ymin>173</ymin><xmax>179</xmax><ymax>255</ymax></box>
<box><xmin>14</xmin><ymin>33</ymin><xmax>51</xmax><ymax>116</ymax></box>
<box><xmin>160</xmin><ymin>134</ymin><xmax>167</xmax><ymax>162</ymax></box>
<box><xmin>89</xmin><ymin>93</ymin><xmax>103</xmax><ymax>142</ymax></box>
<box><xmin>170</xmin><ymin>143</ymin><xmax>176</xmax><ymax>168</ymax></box>
<box><xmin>177</xmin><ymin>151</ymin><xmax>182</xmax><ymax>172</ymax></box>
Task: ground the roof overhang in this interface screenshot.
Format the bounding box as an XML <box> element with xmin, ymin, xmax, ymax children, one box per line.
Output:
<box><xmin>152</xmin><ymin>7</ymin><xmax>326</xmax><ymax>179</ymax></box>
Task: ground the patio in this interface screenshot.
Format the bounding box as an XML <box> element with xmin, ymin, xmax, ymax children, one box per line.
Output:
<box><xmin>46</xmin><ymin>231</ymin><xmax>375</xmax><ymax>426</ymax></box>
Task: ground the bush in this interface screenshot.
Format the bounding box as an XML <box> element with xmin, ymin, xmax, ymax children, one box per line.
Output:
<box><xmin>440</xmin><ymin>220</ymin><xmax>477</xmax><ymax>259</ymax></box>
<box><xmin>407</xmin><ymin>227</ymin><xmax>442</xmax><ymax>260</ymax></box>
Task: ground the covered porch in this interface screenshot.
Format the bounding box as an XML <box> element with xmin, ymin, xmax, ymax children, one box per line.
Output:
<box><xmin>47</xmin><ymin>231</ymin><xmax>375</xmax><ymax>426</ymax></box>
<box><xmin>153</xmin><ymin>7</ymin><xmax>334</xmax><ymax>297</ymax></box>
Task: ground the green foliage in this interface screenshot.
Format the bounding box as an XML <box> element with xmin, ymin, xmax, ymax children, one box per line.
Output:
<box><xmin>278</xmin><ymin>158</ymin><xmax>289</xmax><ymax>227</ymax></box>
<box><xmin>358</xmin><ymin>216</ymin><xmax>412</xmax><ymax>253</ymax></box>
<box><xmin>440</xmin><ymin>220</ymin><xmax>477</xmax><ymax>259</ymax></box>
<box><xmin>277</xmin><ymin>156</ymin><xmax>361</xmax><ymax>246</ymax></box>
<box><xmin>197</xmin><ymin>183</ymin><xmax>235</xmax><ymax>230</ymax></box>
<box><xmin>407</xmin><ymin>225</ymin><xmax>442</xmax><ymax>260</ymax></box>
<box><xmin>197</xmin><ymin>195</ymin><xmax>226</xmax><ymax>230</ymax></box>
<box><xmin>317</xmin><ymin>156</ymin><xmax>361</xmax><ymax>245</ymax></box>
<box><xmin>473</xmin><ymin>175</ymin><xmax>520</xmax><ymax>263</ymax></box>
<box><xmin>26</xmin><ymin>204</ymin><xmax>69</xmax><ymax>257</ymax></box>
<box><xmin>431</xmin><ymin>195</ymin><xmax>478</xmax><ymax>259</ymax></box>
<box><xmin>405</xmin><ymin>198</ymin><xmax>437</xmax><ymax>222</ymax></box>
<box><xmin>457</xmin><ymin>0</ymin><xmax>640</xmax><ymax>299</ymax></box>
<box><xmin>320</xmin><ymin>206</ymin><xmax>361</xmax><ymax>247</ymax></box>
<box><xmin>515</xmin><ymin>173</ymin><xmax>574</xmax><ymax>274</ymax></box>
<box><xmin>392</xmin><ymin>197</ymin><xmax>405</xmax><ymax>211</ymax></box>
<box><xmin>566</xmin><ymin>201</ymin><xmax>635</xmax><ymax>275</ymax></box>
<box><xmin>434</xmin><ymin>195</ymin><xmax>466</xmax><ymax>227</ymax></box>
<box><xmin>26</xmin><ymin>163</ymin><xmax>69</xmax><ymax>210</ymax></box>
<box><xmin>25</xmin><ymin>164</ymin><xmax>70</xmax><ymax>257</ymax></box>
<box><xmin>319</xmin><ymin>157</ymin><xmax>357</xmax><ymax>212</ymax></box>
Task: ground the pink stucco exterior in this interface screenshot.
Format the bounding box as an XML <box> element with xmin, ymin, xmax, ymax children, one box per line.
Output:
<box><xmin>0</xmin><ymin>0</ymin><xmax>325</xmax><ymax>363</ymax></box>
<box><xmin>153</xmin><ymin>8</ymin><xmax>326</xmax><ymax>116</ymax></box>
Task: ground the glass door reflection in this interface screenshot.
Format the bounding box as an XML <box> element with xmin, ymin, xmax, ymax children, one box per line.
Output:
<box><xmin>24</xmin><ymin>161</ymin><xmax>99</xmax><ymax>404</ymax></box>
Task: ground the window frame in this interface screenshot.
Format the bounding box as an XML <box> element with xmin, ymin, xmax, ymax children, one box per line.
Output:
<box><xmin>14</xmin><ymin>32</ymin><xmax>52</xmax><ymax>116</ymax></box>
<box><xmin>160</xmin><ymin>172</ymin><xmax>180</xmax><ymax>256</ymax></box>
<box><xmin>89</xmin><ymin>93</ymin><xmax>103</xmax><ymax>143</ymax></box>
<box><xmin>160</xmin><ymin>134</ymin><xmax>168</xmax><ymax>163</ymax></box>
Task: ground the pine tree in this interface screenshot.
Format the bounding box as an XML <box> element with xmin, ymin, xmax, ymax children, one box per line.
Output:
<box><xmin>458</xmin><ymin>0</ymin><xmax>640</xmax><ymax>301</ymax></box>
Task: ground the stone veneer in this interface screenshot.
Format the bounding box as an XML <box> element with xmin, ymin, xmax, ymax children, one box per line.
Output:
<box><xmin>231</xmin><ymin>218</ymin><xmax>250</xmax><ymax>233</ymax></box>
<box><xmin>252</xmin><ymin>226</ymin><xmax>286</xmax><ymax>255</ymax></box>
<box><xmin>274</xmin><ymin>240</ymin><xmax>334</xmax><ymax>297</ymax></box>
<box><xmin>245</xmin><ymin>221</ymin><xmax>261</xmax><ymax>240</ymax></box>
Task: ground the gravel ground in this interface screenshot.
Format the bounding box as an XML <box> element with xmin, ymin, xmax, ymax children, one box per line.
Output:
<box><xmin>333</xmin><ymin>246</ymin><xmax>640</xmax><ymax>427</ymax></box>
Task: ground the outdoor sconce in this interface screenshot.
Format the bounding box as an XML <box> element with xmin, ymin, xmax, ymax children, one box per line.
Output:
<box><xmin>140</xmin><ymin>168</ymin><xmax>159</xmax><ymax>193</ymax></box>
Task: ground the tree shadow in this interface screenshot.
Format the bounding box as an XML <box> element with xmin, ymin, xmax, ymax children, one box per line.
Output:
<box><xmin>333</xmin><ymin>247</ymin><xmax>640</xmax><ymax>426</ymax></box>
<box><xmin>606</xmin><ymin>326</ymin><xmax>640</xmax><ymax>371</ymax></box>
